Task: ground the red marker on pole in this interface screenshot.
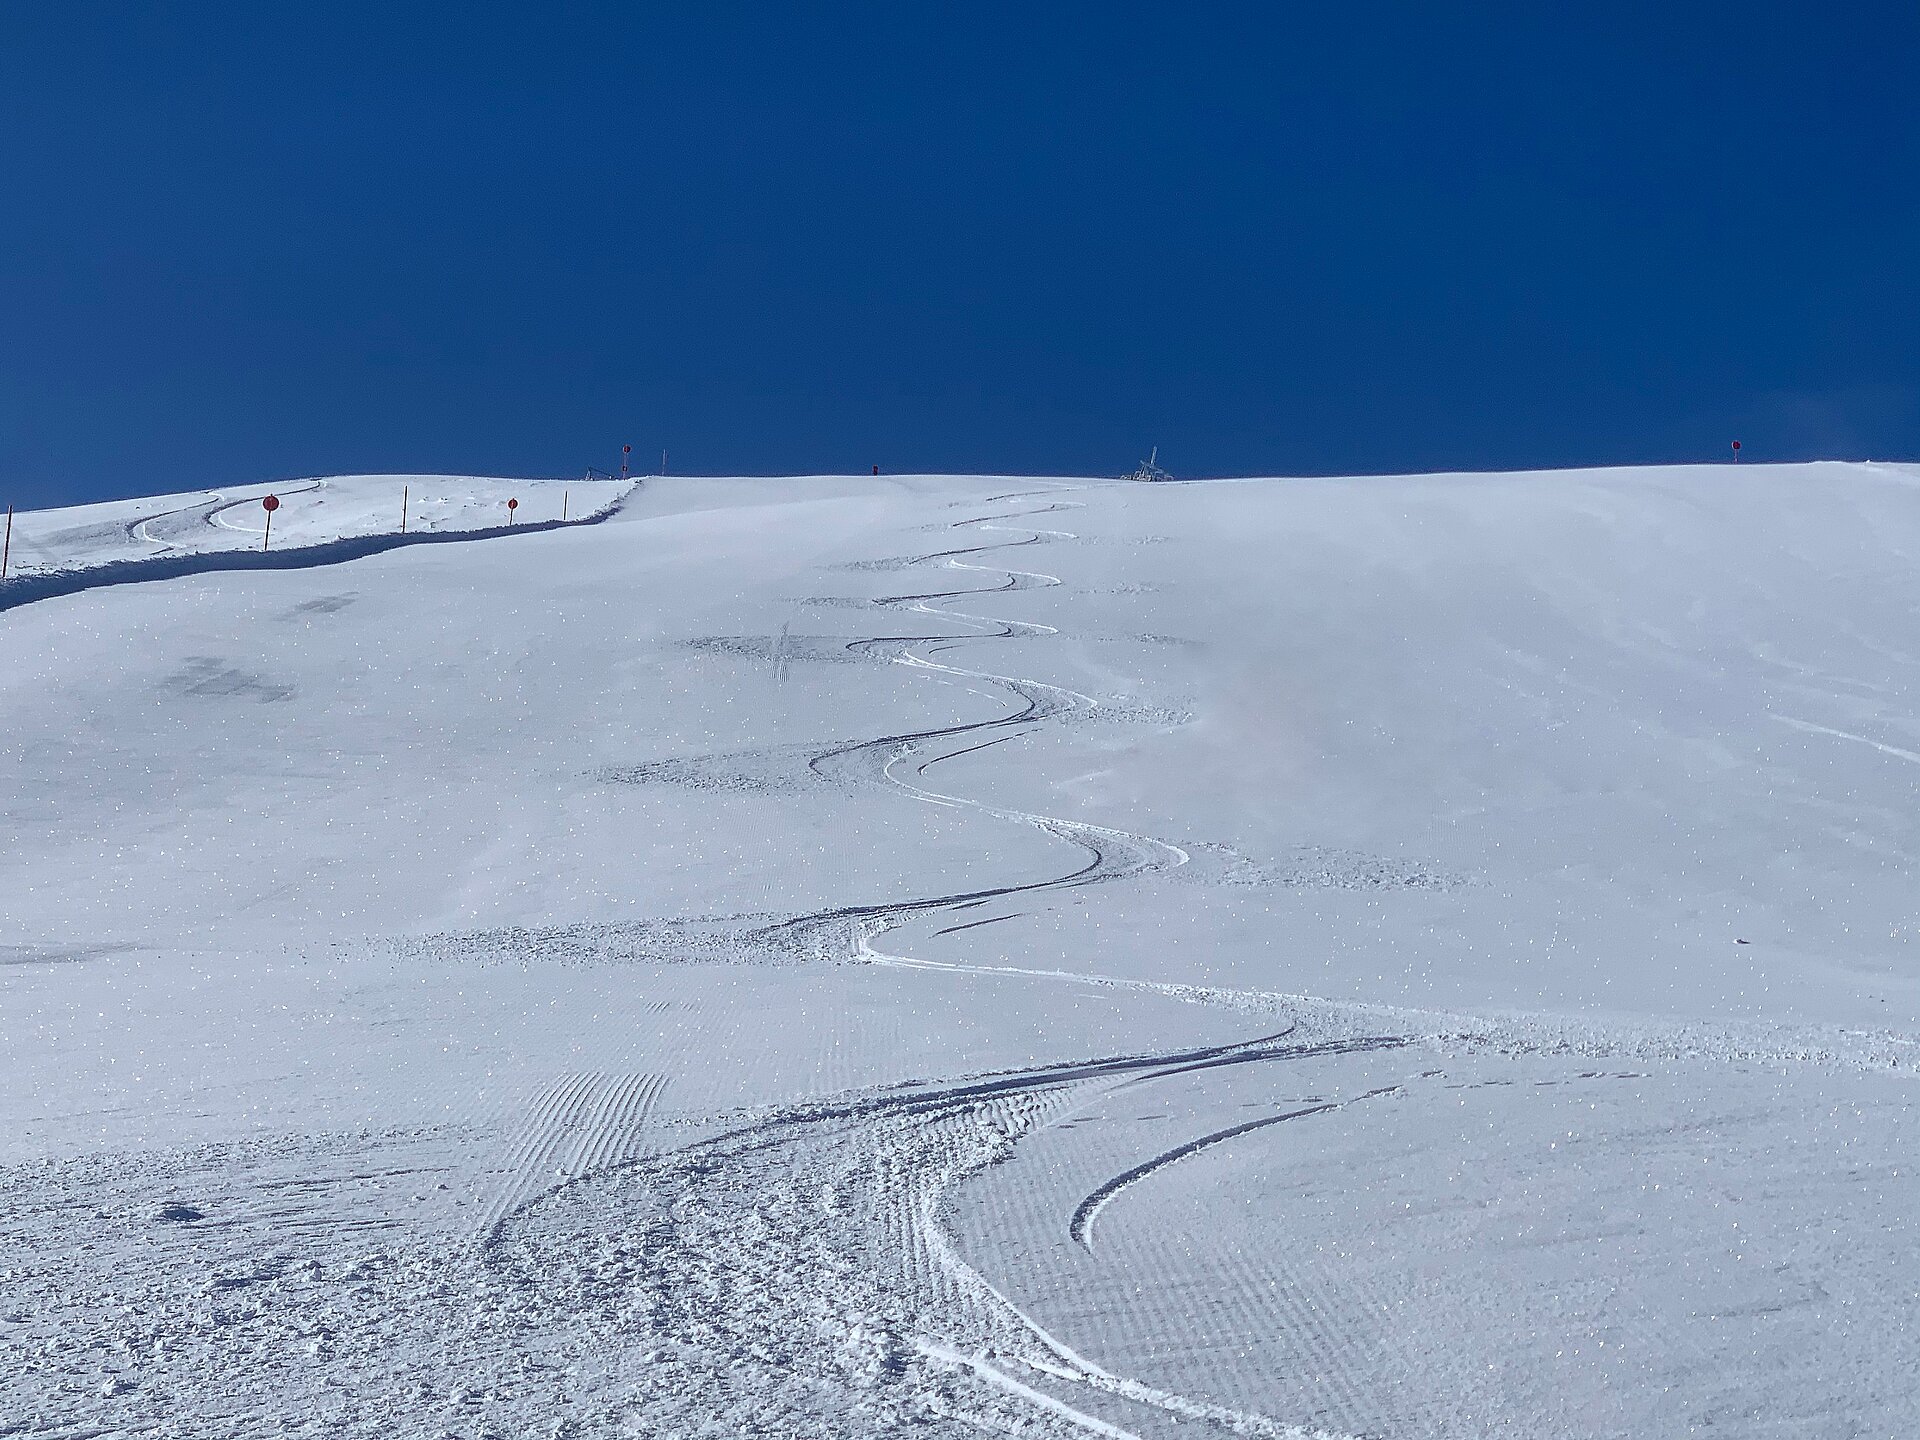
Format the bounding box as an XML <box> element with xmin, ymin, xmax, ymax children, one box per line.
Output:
<box><xmin>1732</xmin><ymin>440</ymin><xmax>1742</xmax><ymax>463</ymax></box>
<box><xmin>507</xmin><ymin>497</ymin><xmax>518</xmax><ymax>524</ymax></box>
<box><xmin>261</xmin><ymin>494</ymin><xmax>280</xmax><ymax>551</ymax></box>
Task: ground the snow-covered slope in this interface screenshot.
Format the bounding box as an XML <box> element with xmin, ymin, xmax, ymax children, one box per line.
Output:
<box><xmin>3</xmin><ymin>473</ymin><xmax>626</xmax><ymax>578</ymax></box>
<box><xmin>4</xmin><ymin>463</ymin><xmax>1917</xmax><ymax>1436</ymax></box>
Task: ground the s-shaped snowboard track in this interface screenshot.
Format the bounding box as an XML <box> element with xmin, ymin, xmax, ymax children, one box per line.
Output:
<box><xmin>128</xmin><ymin>478</ymin><xmax>328</xmax><ymax>550</ymax></box>
<box><xmin>462</xmin><ymin>491</ymin><xmax>1391</xmax><ymax>1436</ymax></box>
<box><xmin>759</xmin><ymin>488</ymin><xmax>1195</xmax><ymax>960</ymax></box>
<box><xmin>3</xmin><ymin>479</ymin><xmax>636</xmax><ymax>616</ymax></box>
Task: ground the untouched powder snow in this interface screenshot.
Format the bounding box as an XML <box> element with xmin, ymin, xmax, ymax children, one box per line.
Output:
<box><xmin>3</xmin><ymin>463</ymin><xmax>1918</xmax><ymax>1436</ymax></box>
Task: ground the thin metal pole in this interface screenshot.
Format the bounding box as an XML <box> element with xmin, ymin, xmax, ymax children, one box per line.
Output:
<box><xmin>563</xmin><ymin>489</ymin><xmax>569</xmax><ymax>521</ymax></box>
<box><xmin>401</xmin><ymin>484</ymin><xmax>409</xmax><ymax>533</ymax></box>
<box><xmin>263</xmin><ymin>508</ymin><xmax>272</xmax><ymax>552</ymax></box>
<box><xmin>2</xmin><ymin>504</ymin><xmax>11</xmax><ymax>579</ymax></box>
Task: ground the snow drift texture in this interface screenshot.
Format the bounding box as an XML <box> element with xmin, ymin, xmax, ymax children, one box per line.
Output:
<box><xmin>3</xmin><ymin>463</ymin><xmax>1917</xmax><ymax>1437</ymax></box>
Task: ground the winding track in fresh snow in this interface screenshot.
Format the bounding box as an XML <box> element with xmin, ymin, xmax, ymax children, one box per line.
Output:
<box><xmin>128</xmin><ymin>478</ymin><xmax>332</xmax><ymax>549</ymax></box>
<box><xmin>1066</xmin><ymin>1085</ymin><xmax>1404</xmax><ymax>1253</ymax></box>
<box><xmin>202</xmin><ymin>479</ymin><xmax>328</xmax><ymax>537</ymax></box>
<box><xmin>468</xmin><ymin>490</ymin><xmax>1220</xmax><ymax>1259</ymax></box>
<box><xmin>480</xmin><ymin>492</ymin><xmax>1401</xmax><ymax>1435</ymax></box>
<box><xmin>129</xmin><ymin>488</ymin><xmax>230</xmax><ymax>547</ymax></box>
<box><xmin>757</xmin><ymin>490</ymin><xmax>1194</xmax><ymax>954</ymax></box>
<box><xmin>1</xmin><ymin>479</ymin><xmax>638</xmax><ymax>616</ymax></box>
<box><xmin>440</xmin><ymin>490</ymin><xmax>1390</xmax><ymax>1436</ymax></box>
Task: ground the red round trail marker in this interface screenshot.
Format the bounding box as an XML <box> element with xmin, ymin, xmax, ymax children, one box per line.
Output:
<box><xmin>262</xmin><ymin>494</ymin><xmax>280</xmax><ymax>513</ymax></box>
<box><xmin>507</xmin><ymin>497</ymin><xmax>518</xmax><ymax>509</ymax></box>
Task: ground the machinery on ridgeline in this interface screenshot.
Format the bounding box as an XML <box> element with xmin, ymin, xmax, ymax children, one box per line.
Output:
<box><xmin>1125</xmin><ymin>447</ymin><xmax>1173</xmax><ymax>483</ymax></box>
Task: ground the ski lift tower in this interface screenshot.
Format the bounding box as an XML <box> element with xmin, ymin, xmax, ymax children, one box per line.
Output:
<box><xmin>1125</xmin><ymin>447</ymin><xmax>1172</xmax><ymax>483</ymax></box>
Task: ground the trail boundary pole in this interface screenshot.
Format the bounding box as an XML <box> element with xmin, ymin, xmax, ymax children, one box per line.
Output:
<box><xmin>401</xmin><ymin>484</ymin><xmax>409</xmax><ymax>533</ymax></box>
<box><xmin>261</xmin><ymin>494</ymin><xmax>279</xmax><ymax>551</ymax></box>
<box><xmin>2</xmin><ymin>504</ymin><xmax>11</xmax><ymax>580</ymax></box>
<box><xmin>563</xmin><ymin>489</ymin><xmax>569</xmax><ymax>521</ymax></box>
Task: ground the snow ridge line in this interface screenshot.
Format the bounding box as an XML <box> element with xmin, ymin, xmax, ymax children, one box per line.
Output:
<box><xmin>0</xmin><ymin>480</ymin><xmax>638</xmax><ymax>616</ymax></box>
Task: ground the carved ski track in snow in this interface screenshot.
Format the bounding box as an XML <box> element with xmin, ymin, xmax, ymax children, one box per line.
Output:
<box><xmin>469</xmin><ymin>494</ymin><xmax>1371</xmax><ymax>1434</ymax></box>
<box><xmin>1067</xmin><ymin>1086</ymin><xmax>1404</xmax><ymax>1252</ymax></box>
<box><xmin>130</xmin><ymin>490</ymin><xmax>226</xmax><ymax>547</ymax></box>
<box><xmin>757</xmin><ymin>489</ymin><xmax>1191</xmax><ymax>950</ymax></box>
<box><xmin>129</xmin><ymin>478</ymin><xmax>328</xmax><ymax>549</ymax></box>
<box><xmin>204</xmin><ymin>480</ymin><xmax>325</xmax><ymax>536</ymax></box>
<box><xmin>1772</xmin><ymin>712</ymin><xmax>1920</xmax><ymax>767</ymax></box>
<box><xmin>492</xmin><ymin>1027</ymin><xmax>1358</xmax><ymax>1437</ymax></box>
<box><xmin>465</xmin><ymin>489</ymin><xmax>1371</xmax><ymax>1435</ymax></box>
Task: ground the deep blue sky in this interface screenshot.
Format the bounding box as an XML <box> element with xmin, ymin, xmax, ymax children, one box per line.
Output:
<box><xmin>3</xmin><ymin>2</ymin><xmax>1915</xmax><ymax>507</ymax></box>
